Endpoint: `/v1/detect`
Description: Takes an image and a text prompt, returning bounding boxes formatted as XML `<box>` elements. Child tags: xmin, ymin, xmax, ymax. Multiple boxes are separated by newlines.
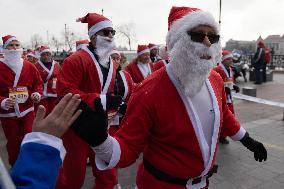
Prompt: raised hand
<box><xmin>71</xmin><ymin>98</ymin><xmax>108</xmax><ymax>146</ymax></box>
<box><xmin>33</xmin><ymin>93</ymin><xmax>82</xmax><ymax>138</ymax></box>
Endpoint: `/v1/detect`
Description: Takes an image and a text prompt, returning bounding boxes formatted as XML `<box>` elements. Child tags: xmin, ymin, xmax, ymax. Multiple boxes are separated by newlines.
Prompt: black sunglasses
<box><xmin>8</xmin><ymin>43</ymin><xmax>20</xmax><ymax>47</ymax></box>
<box><xmin>187</xmin><ymin>31</ymin><xmax>220</xmax><ymax>44</ymax></box>
<box><xmin>101</xmin><ymin>29</ymin><xmax>116</xmax><ymax>36</ymax></box>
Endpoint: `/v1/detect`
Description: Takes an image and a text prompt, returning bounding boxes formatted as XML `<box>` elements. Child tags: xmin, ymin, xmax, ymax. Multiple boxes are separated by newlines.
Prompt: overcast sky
<box><xmin>1</xmin><ymin>0</ymin><xmax>284</xmax><ymax>49</ymax></box>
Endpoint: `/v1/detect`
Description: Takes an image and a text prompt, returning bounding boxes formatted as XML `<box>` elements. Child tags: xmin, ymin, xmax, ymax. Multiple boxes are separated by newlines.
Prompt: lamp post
<box><xmin>219</xmin><ymin>0</ymin><xmax>222</xmax><ymax>25</ymax></box>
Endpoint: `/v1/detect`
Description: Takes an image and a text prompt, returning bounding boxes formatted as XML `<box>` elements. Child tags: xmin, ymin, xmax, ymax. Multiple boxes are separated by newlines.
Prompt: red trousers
<box><xmin>56</xmin><ymin>130</ymin><xmax>118</xmax><ymax>189</ymax></box>
<box><xmin>0</xmin><ymin>111</ymin><xmax>34</xmax><ymax>166</ymax></box>
<box><xmin>220</xmin><ymin>103</ymin><xmax>235</xmax><ymax>139</ymax></box>
<box><xmin>38</xmin><ymin>97</ymin><xmax>58</xmax><ymax>116</ymax></box>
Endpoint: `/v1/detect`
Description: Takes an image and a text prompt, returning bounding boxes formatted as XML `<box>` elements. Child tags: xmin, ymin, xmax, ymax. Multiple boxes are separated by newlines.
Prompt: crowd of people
<box><xmin>0</xmin><ymin>5</ymin><xmax>268</xmax><ymax>189</ymax></box>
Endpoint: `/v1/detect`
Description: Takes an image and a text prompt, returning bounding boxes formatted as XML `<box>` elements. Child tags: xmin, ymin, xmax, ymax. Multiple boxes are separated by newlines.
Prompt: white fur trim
<box><xmin>88</xmin><ymin>20</ymin><xmax>113</xmax><ymax>37</ymax></box>
<box><xmin>230</xmin><ymin>126</ymin><xmax>246</xmax><ymax>141</ymax></box>
<box><xmin>149</xmin><ymin>45</ymin><xmax>158</xmax><ymax>50</ymax></box>
<box><xmin>40</xmin><ymin>49</ymin><xmax>51</xmax><ymax>55</ymax></box>
<box><xmin>27</xmin><ymin>53</ymin><xmax>37</xmax><ymax>58</ymax></box>
<box><xmin>3</xmin><ymin>37</ymin><xmax>17</xmax><ymax>49</ymax></box>
<box><xmin>222</xmin><ymin>54</ymin><xmax>233</xmax><ymax>61</ymax></box>
<box><xmin>166</xmin><ymin>10</ymin><xmax>219</xmax><ymax>50</ymax></box>
<box><xmin>119</xmin><ymin>71</ymin><xmax>129</xmax><ymax>100</ymax></box>
<box><xmin>94</xmin><ymin>135</ymin><xmax>121</xmax><ymax>170</ymax></box>
<box><xmin>76</xmin><ymin>44</ymin><xmax>87</xmax><ymax>51</ymax></box>
<box><xmin>137</xmin><ymin>49</ymin><xmax>150</xmax><ymax>56</ymax></box>
<box><xmin>22</xmin><ymin>132</ymin><xmax>66</xmax><ymax>162</ymax></box>
<box><xmin>100</xmin><ymin>94</ymin><xmax>107</xmax><ymax>111</ymax></box>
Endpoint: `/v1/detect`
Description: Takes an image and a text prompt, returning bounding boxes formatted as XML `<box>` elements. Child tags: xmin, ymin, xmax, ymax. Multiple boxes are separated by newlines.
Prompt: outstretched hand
<box><xmin>71</xmin><ymin>98</ymin><xmax>108</xmax><ymax>147</ymax></box>
<box><xmin>33</xmin><ymin>93</ymin><xmax>82</xmax><ymax>138</ymax></box>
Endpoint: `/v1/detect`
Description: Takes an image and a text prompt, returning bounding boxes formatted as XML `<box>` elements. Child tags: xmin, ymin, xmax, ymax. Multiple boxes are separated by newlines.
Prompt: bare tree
<box><xmin>61</xmin><ymin>25</ymin><xmax>79</xmax><ymax>52</ymax></box>
<box><xmin>30</xmin><ymin>34</ymin><xmax>43</xmax><ymax>49</ymax></box>
<box><xmin>116</xmin><ymin>23</ymin><xmax>136</xmax><ymax>50</ymax></box>
<box><xmin>51</xmin><ymin>36</ymin><xmax>64</xmax><ymax>53</ymax></box>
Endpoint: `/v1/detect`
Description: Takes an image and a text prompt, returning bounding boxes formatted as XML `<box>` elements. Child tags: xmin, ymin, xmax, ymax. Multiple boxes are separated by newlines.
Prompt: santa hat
<box><xmin>222</xmin><ymin>50</ymin><xmax>233</xmax><ymax>62</ymax></box>
<box><xmin>39</xmin><ymin>46</ymin><xmax>51</xmax><ymax>55</ymax></box>
<box><xmin>76</xmin><ymin>13</ymin><xmax>113</xmax><ymax>38</ymax></box>
<box><xmin>258</xmin><ymin>41</ymin><xmax>265</xmax><ymax>48</ymax></box>
<box><xmin>27</xmin><ymin>50</ymin><xmax>37</xmax><ymax>59</ymax></box>
<box><xmin>148</xmin><ymin>43</ymin><xmax>158</xmax><ymax>51</ymax></box>
<box><xmin>111</xmin><ymin>49</ymin><xmax>121</xmax><ymax>57</ymax></box>
<box><xmin>2</xmin><ymin>35</ymin><xmax>18</xmax><ymax>49</ymax></box>
<box><xmin>76</xmin><ymin>39</ymin><xmax>89</xmax><ymax>50</ymax></box>
<box><xmin>137</xmin><ymin>45</ymin><xmax>150</xmax><ymax>56</ymax></box>
<box><xmin>166</xmin><ymin>6</ymin><xmax>219</xmax><ymax>50</ymax></box>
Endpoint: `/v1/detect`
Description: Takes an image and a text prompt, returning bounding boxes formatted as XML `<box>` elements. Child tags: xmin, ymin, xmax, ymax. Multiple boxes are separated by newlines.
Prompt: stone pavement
<box><xmin>0</xmin><ymin>73</ymin><xmax>284</xmax><ymax>189</ymax></box>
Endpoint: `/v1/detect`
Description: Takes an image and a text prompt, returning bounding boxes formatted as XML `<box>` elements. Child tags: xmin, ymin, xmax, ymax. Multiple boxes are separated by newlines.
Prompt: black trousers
<box><xmin>262</xmin><ymin>63</ymin><xmax>267</xmax><ymax>82</ymax></box>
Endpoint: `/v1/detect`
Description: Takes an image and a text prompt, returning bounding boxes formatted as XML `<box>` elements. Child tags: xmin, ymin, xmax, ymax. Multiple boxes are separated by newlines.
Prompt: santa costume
<box><xmin>56</xmin><ymin>13</ymin><xmax>121</xmax><ymax>189</ymax></box>
<box><xmin>214</xmin><ymin>50</ymin><xmax>235</xmax><ymax>114</ymax></box>
<box><xmin>35</xmin><ymin>46</ymin><xmax>60</xmax><ymax>115</ymax></box>
<box><xmin>91</xmin><ymin>6</ymin><xmax>256</xmax><ymax>189</ymax></box>
<box><xmin>0</xmin><ymin>35</ymin><xmax>43</xmax><ymax>166</ymax></box>
<box><xmin>76</xmin><ymin>39</ymin><xmax>89</xmax><ymax>51</ymax></box>
<box><xmin>125</xmin><ymin>45</ymin><xmax>155</xmax><ymax>83</ymax></box>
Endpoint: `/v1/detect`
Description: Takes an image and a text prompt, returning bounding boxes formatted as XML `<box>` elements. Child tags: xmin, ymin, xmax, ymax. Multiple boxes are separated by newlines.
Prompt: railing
<box><xmin>242</xmin><ymin>55</ymin><xmax>284</xmax><ymax>69</ymax></box>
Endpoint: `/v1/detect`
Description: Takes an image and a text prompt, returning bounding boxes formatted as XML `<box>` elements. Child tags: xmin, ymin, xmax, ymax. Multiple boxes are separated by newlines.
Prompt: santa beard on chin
<box><xmin>95</xmin><ymin>35</ymin><xmax>116</xmax><ymax>68</ymax></box>
<box><xmin>169</xmin><ymin>35</ymin><xmax>221</xmax><ymax>97</ymax></box>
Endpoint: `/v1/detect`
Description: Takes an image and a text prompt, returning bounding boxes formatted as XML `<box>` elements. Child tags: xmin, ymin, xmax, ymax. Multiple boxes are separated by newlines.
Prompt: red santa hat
<box><xmin>27</xmin><ymin>50</ymin><xmax>37</xmax><ymax>59</ymax></box>
<box><xmin>2</xmin><ymin>35</ymin><xmax>18</xmax><ymax>49</ymax></box>
<box><xmin>258</xmin><ymin>41</ymin><xmax>265</xmax><ymax>48</ymax></box>
<box><xmin>76</xmin><ymin>13</ymin><xmax>113</xmax><ymax>38</ymax></box>
<box><xmin>148</xmin><ymin>43</ymin><xmax>158</xmax><ymax>51</ymax></box>
<box><xmin>137</xmin><ymin>45</ymin><xmax>150</xmax><ymax>56</ymax></box>
<box><xmin>39</xmin><ymin>46</ymin><xmax>51</xmax><ymax>55</ymax></box>
<box><xmin>76</xmin><ymin>39</ymin><xmax>89</xmax><ymax>50</ymax></box>
<box><xmin>166</xmin><ymin>6</ymin><xmax>219</xmax><ymax>50</ymax></box>
<box><xmin>222</xmin><ymin>50</ymin><xmax>233</xmax><ymax>62</ymax></box>
<box><xmin>111</xmin><ymin>49</ymin><xmax>121</xmax><ymax>57</ymax></box>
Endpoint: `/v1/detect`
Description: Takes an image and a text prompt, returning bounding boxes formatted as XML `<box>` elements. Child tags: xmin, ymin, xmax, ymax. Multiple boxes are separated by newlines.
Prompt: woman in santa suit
<box><xmin>0</xmin><ymin>35</ymin><xmax>43</xmax><ymax>166</ymax></box>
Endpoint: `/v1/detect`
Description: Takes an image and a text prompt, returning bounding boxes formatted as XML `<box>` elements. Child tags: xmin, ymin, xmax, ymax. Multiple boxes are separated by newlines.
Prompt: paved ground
<box><xmin>1</xmin><ymin>73</ymin><xmax>284</xmax><ymax>189</ymax></box>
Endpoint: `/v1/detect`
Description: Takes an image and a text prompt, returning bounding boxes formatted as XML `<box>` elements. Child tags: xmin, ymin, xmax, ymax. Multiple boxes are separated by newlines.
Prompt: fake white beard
<box><xmin>169</xmin><ymin>35</ymin><xmax>221</xmax><ymax>97</ymax></box>
<box><xmin>3</xmin><ymin>48</ymin><xmax>24</xmax><ymax>74</ymax></box>
<box><xmin>95</xmin><ymin>35</ymin><xmax>116</xmax><ymax>68</ymax></box>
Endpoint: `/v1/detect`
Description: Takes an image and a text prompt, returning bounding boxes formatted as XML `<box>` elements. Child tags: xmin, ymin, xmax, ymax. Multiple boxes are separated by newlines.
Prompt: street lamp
<box><xmin>219</xmin><ymin>0</ymin><xmax>222</xmax><ymax>25</ymax></box>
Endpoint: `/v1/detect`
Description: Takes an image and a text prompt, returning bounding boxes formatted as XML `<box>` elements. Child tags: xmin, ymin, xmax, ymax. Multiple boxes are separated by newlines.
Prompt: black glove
<box><xmin>240</xmin><ymin>132</ymin><xmax>267</xmax><ymax>162</ymax></box>
<box><xmin>106</xmin><ymin>93</ymin><xmax>122</xmax><ymax>110</ymax></box>
<box><xmin>224</xmin><ymin>87</ymin><xmax>231</xmax><ymax>96</ymax></box>
<box><xmin>71</xmin><ymin>98</ymin><xmax>108</xmax><ymax>147</ymax></box>
<box><xmin>118</xmin><ymin>102</ymin><xmax>127</xmax><ymax>116</ymax></box>
<box><xmin>233</xmin><ymin>85</ymin><xmax>240</xmax><ymax>93</ymax></box>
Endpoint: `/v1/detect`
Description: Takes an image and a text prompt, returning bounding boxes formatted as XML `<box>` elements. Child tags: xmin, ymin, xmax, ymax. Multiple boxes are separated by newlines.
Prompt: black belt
<box><xmin>143</xmin><ymin>158</ymin><xmax>218</xmax><ymax>185</ymax></box>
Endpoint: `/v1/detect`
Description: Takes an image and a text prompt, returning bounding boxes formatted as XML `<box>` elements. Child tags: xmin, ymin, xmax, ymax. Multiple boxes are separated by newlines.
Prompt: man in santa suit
<box><xmin>214</xmin><ymin>50</ymin><xmax>240</xmax><ymax>144</ymax></box>
<box><xmin>75</xmin><ymin>39</ymin><xmax>89</xmax><ymax>51</ymax></box>
<box><xmin>125</xmin><ymin>45</ymin><xmax>155</xmax><ymax>83</ymax></box>
<box><xmin>71</xmin><ymin>6</ymin><xmax>268</xmax><ymax>189</ymax></box>
<box><xmin>148</xmin><ymin>43</ymin><xmax>161</xmax><ymax>62</ymax></box>
<box><xmin>0</xmin><ymin>35</ymin><xmax>43</xmax><ymax>166</ymax></box>
<box><xmin>35</xmin><ymin>46</ymin><xmax>60</xmax><ymax>115</ymax></box>
<box><xmin>56</xmin><ymin>13</ymin><xmax>124</xmax><ymax>189</ymax></box>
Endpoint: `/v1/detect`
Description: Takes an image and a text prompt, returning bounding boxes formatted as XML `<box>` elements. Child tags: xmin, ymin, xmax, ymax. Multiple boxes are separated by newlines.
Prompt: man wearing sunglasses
<box><xmin>0</xmin><ymin>35</ymin><xmax>43</xmax><ymax>166</ymax></box>
<box><xmin>56</xmin><ymin>13</ymin><xmax>122</xmax><ymax>189</ymax></box>
<box><xmin>71</xmin><ymin>6</ymin><xmax>267</xmax><ymax>189</ymax></box>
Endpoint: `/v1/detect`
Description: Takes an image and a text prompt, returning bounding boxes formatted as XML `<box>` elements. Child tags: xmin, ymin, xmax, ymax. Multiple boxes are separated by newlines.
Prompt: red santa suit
<box><xmin>153</xmin><ymin>59</ymin><xmax>167</xmax><ymax>71</ymax></box>
<box><xmin>108</xmin><ymin>70</ymin><xmax>134</xmax><ymax>136</ymax></box>
<box><xmin>56</xmin><ymin>45</ymin><xmax>118</xmax><ymax>189</ymax></box>
<box><xmin>0</xmin><ymin>60</ymin><xmax>43</xmax><ymax>165</ymax></box>
<box><xmin>35</xmin><ymin>60</ymin><xmax>60</xmax><ymax>115</ymax></box>
<box><xmin>125</xmin><ymin>59</ymin><xmax>155</xmax><ymax>84</ymax></box>
<box><xmin>95</xmin><ymin>65</ymin><xmax>246</xmax><ymax>189</ymax></box>
<box><xmin>214</xmin><ymin>63</ymin><xmax>235</xmax><ymax>114</ymax></box>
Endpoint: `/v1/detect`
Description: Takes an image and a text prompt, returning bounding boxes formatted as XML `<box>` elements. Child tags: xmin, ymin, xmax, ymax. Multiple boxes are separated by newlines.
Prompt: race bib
<box><xmin>9</xmin><ymin>86</ymin><xmax>29</xmax><ymax>103</ymax></box>
<box><xmin>52</xmin><ymin>78</ymin><xmax>57</xmax><ymax>89</ymax></box>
